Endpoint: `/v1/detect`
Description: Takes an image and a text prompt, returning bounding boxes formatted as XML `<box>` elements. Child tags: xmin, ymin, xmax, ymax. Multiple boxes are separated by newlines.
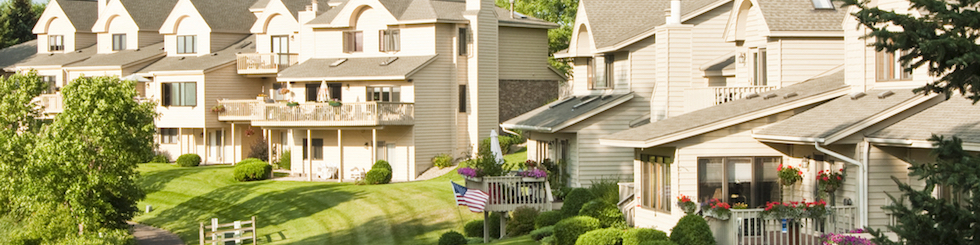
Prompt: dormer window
<box><xmin>176</xmin><ymin>35</ymin><xmax>197</xmax><ymax>54</ymax></box>
<box><xmin>589</xmin><ymin>54</ymin><xmax>614</xmax><ymax>89</ymax></box>
<box><xmin>343</xmin><ymin>31</ymin><xmax>363</xmax><ymax>53</ymax></box>
<box><xmin>877</xmin><ymin>50</ymin><xmax>912</xmax><ymax>81</ymax></box>
<box><xmin>380</xmin><ymin>29</ymin><xmax>400</xmax><ymax>52</ymax></box>
<box><xmin>48</xmin><ymin>35</ymin><xmax>64</xmax><ymax>52</ymax></box>
<box><xmin>112</xmin><ymin>34</ymin><xmax>127</xmax><ymax>51</ymax></box>
<box><xmin>753</xmin><ymin>48</ymin><xmax>768</xmax><ymax>86</ymax></box>
<box><xmin>811</xmin><ymin>0</ymin><xmax>834</xmax><ymax>9</ymax></box>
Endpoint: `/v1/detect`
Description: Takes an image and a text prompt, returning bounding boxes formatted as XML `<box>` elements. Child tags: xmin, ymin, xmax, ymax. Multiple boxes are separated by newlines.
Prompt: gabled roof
<box><xmin>0</xmin><ymin>40</ymin><xmax>38</xmax><ymax>70</ymax></box>
<box><xmin>753</xmin><ymin>89</ymin><xmax>937</xmax><ymax>144</ymax></box>
<box><xmin>501</xmin><ymin>93</ymin><xmax>635</xmax><ymax>133</ymax></box>
<box><xmin>600</xmin><ymin>70</ymin><xmax>850</xmax><ymax>148</ymax></box>
<box><xmin>276</xmin><ymin>55</ymin><xmax>438</xmax><ymax>81</ymax></box>
<box><xmin>306</xmin><ymin>0</ymin><xmax>555</xmax><ymax>28</ymax></box>
<box><xmin>582</xmin><ymin>0</ymin><xmax>724</xmax><ymax>49</ymax></box>
<box><xmin>188</xmin><ymin>0</ymin><xmax>259</xmax><ymax>33</ymax></box>
<box><xmin>281</xmin><ymin>0</ymin><xmax>334</xmax><ymax>18</ymax></box>
<box><xmin>15</xmin><ymin>45</ymin><xmax>97</xmax><ymax>67</ymax></box>
<box><xmin>756</xmin><ymin>0</ymin><xmax>846</xmax><ymax>32</ymax></box>
<box><xmin>869</xmin><ymin>96</ymin><xmax>980</xmax><ymax>144</ymax></box>
<box><xmin>139</xmin><ymin>36</ymin><xmax>255</xmax><ymax>72</ymax></box>
<box><xmin>56</xmin><ymin>0</ymin><xmax>100</xmax><ymax>31</ymax></box>
<box><xmin>66</xmin><ymin>42</ymin><xmax>166</xmax><ymax>68</ymax></box>
<box><xmin>118</xmin><ymin>0</ymin><xmax>180</xmax><ymax>31</ymax></box>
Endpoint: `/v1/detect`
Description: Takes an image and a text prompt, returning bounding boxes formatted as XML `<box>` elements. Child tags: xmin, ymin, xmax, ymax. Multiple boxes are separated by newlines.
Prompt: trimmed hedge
<box><xmin>540</xmin><ymin>235</ymin><xmax>555</xmax><ymax>245</ymax></box>
<box><xmin>175</xmin><ymin>154</ymin><xmax>201</xmax><ymax>167</ymax></box>
<box><xmin>150</xmin><ymin>154</ymin><xmax>168</xmax><ymax>163</ymax></box>
<box><xmin>373</xmin><ymin>160</ymin><xmax>392</xmax><ymax>171</ymax></box>
<box><xmin>529</xmin><ymin>226</ymin><xmax>554</xmax><ymax>241</ymax></box>
<box><xmin>670</xmin><ymin>214</ymin><xmax>716</xmax><ymax>245</ymax></box>
<box><xmin>561</xmin><ymin>188</ymin><xmax>596</xmax><ymax>217</ymax></box>
<box><xmin>536</xmin><ymin>210</ymin><xmax>563</xmax><ymax>229</ymax></box>
<box><xmin>462</xmin><ymin>213</ymin><xmax>502</xmax><ymax>238</ymax></box>
<box><xmin>575</xmin><ymin>228</ymin><xmax>624</xmax><ymax>245</ymax></box>
<box><xmin>622</xmin><ymin>228</ymin><xmax>669</xmax><ymax>245</ymax></box>
<box><xmin>506</xmin><ymin>206</ymin><xmax>539</xmax><ymax>236</ymax></box>
<box><xmin>364</xmin><ymin>168</ymin><xmax>392</xmax><ymax>185</ymax></box>
<box><xmin>639</xmin><ymin>241</ymin><xmax>678</xmax><ymax>245</ymax></box>
<box><xmin>433</xmin><ymin>153</ymin><xmax>453</xmax><ymax>168</ymax></box>
<box><xmin>438</xmin><ymin>231</ymin><xmax>467</xmax><ymax>245</ymax></box>
<box><xmin>553</xmin><ymin>216</ymin><xmax>601</xmax><ymax>245</ymax></box>
<box><xmin>465</xmin><ymin>237</ymin><xmax>483</xmax><ymax>244</ymax></box>
<box><xmin>234</xmin><ymin>159</ymin><xmax>272</xmax><ymax>182</ymax></box>
<box><xmin>579</xmin><ymin>200</ymin><xmax>626</xmax><ymax>228</ymax></box>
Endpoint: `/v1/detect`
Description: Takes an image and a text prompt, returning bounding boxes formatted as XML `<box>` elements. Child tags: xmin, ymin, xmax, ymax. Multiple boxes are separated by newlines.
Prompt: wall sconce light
<box><xmin>346</xmin><ymin>83</ymin><xmax>350</xmax><ymax>89</ymax></box>
<box><xmin>364</xmin><ymin>142</ymin><xmax>369</xmax><ymax>146</ymax></box>
<box><xmin>737</xmin><ymin>53</ymin><xmax>746</xmax><ymax>64</ymax></box>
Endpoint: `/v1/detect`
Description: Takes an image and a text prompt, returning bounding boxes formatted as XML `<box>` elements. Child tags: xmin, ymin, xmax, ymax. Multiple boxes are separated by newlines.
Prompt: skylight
<box><xmin>812</xmin><ymin>0</ymin><xmax>834</xmax><ymax>9</ymax></box>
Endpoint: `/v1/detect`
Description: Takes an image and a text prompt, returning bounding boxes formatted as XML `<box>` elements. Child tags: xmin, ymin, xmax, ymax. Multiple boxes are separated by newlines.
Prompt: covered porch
<box><xmin>261</xmin><ymin>126</ymin><xmax>415</xmax><ymax>182</ymax></box>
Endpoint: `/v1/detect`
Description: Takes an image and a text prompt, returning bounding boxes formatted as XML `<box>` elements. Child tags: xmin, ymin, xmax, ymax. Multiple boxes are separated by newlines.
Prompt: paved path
<box><xmin>128</xmin><ymin>221</ymin><xmax>184</xmax><ymax>245</ymax></box>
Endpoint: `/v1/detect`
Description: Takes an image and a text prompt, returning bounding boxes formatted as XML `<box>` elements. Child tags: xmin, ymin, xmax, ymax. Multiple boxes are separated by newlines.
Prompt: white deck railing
<box><xmin>720</xmin><ymin>207</ymin><xmax>857</xmax><ymax>245</ymax></box>
<box><xmin>216</xmin><ymin>100</ymin><xmax>414</xmax><ymax>126</ymax></box>
<box><xmin>685</xmin><ymin>86</ymin><xmax>779</xmax><ymax>112</ymax></box>
<box><xmin>464</xmin><ymin>176</ymin><xmax>551</xmax><ymax>212</ymax></box>
<box><xmin>236</xmin><ymin>53</ymin><xmax>299</xmax><ymax>74</ymax></box>
<box><xmin>38</xmin><ymin>94</ymin><xmax>63</xmax><ymax>115</ymax></box>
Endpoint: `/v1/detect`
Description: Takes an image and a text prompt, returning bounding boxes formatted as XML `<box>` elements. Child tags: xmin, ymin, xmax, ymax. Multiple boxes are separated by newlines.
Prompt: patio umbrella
<box><xmin>120</xmin><ymin>74</ymin><xmax>150</xmax><ymax>82</ymax></box>
<box><xmin>490</xmin><ymin>130</ymin><xmax>505</xmax><ymax>165</ymax></box>
<box><xmin>316</xmin><ymin>80</ymin><xmax>330</xmax><ymax>102</ymax></box>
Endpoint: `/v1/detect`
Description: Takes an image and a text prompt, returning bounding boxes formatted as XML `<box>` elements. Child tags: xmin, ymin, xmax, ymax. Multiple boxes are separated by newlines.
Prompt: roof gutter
<box><xmin>813</xmin><ymin>140</ymin><xmax>867</xmax><ymax>227</ymax></box>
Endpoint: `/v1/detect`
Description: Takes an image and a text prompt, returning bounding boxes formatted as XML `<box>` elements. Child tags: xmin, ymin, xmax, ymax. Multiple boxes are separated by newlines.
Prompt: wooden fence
<box><xmin>200</xmin><ymin>216</ymin><xmax>257</xmax><ymax>245</ymax></box>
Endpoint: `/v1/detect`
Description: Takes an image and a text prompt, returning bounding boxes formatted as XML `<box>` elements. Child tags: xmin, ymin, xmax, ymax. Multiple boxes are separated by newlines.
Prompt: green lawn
<box><xmin>135</xmin><ymin>164</ymin><xmax>484</xmax><ymax>244</ymax></box>
<box><xmin>503</xmin><ymin>147</ymin><xmax>527</xmax><ymax>166</ymax></box>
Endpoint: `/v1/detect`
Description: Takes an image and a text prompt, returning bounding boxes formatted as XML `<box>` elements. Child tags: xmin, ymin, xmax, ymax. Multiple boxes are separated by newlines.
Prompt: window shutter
<box><xmin>379</xmin><ymin>30</ymin><xmax>386</xmax><ymax>52</ymax></box>
<box><xmin>459</xmin><ymin>85</ymin><xmax>467</xmax><ymax>112</ymax></box>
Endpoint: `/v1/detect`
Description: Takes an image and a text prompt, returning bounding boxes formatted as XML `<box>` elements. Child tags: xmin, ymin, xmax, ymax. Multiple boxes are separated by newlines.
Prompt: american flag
<box><xmin>452</xmin><ymin>181</ymin><xmax>489</xmax><ymax>213</ymax></box>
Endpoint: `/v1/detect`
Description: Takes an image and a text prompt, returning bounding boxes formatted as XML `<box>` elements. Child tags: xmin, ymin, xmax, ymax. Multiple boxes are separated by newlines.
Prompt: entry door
<box><xmin>209</xmin><ymin>130</ymin><xmax>222</xmax><ymax>162</ymax></box>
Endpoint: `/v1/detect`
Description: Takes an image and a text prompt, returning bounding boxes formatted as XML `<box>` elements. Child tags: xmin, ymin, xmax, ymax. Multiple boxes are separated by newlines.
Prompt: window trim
<box><xmin>876</xmin><ymin>50</ymin><xmax>912</xmax><ymax>81</ymax></box>
<box><xmin>343</xmin><ymin>31</ymin><xmax>364</xmax><ymax>53</ymax></box>
<box><xmin>302</xmin><ymin>138</ymin><xmax>324</xmax><ymax>160</ymax></box>
<box><xmin>112</xmin><ymin>34</ymin><xmax>127</xmax><ymax>51</ymax></box>
<box><xmin>176</xmin><ymin>35</ymin><xmax>197</xmax><ymax>54</ymax></box>
<box><xmin>589</xmin><ymin>54</ymin><xmax>614</xmax><ymax>89</ymax></box>
<box><xmin>160</xmin><ymin>128</ymin><xmax>179</xmax><ymax>144</ymax></box>
<box><xmin>458</xmin><ymin>27</ymin><xmax>469</xmax><ymax>56</ymax></box>
<box><xmin>641</xmin><ymin>154</ymin><xmax>672</xmax><ymax>213</ymax></box>
<box><xmin>379</xmin><ymin>29</ymin><xmax>400</xmax><ymax>52</ymax></box>
<box><xmin>48</xmin><ymin>35</ymin><xmax>64</xmax><ymax>52</ymax></box>
<box><xmin>161</xmin><ymin>82</ymin><xmax>197</xmax><ymax>107</ymax></box>
<box><xmin>697</xmin><ymin>156</ymin><xmax>782</xmax><ymax>208</ymax></box>
<box><xmin>366</xmin><ymin>86</ymin><xmax>401</xmax><ymax>102</ymax></box>
<box><xmin>753</xmin><ymin>48</ymin><xmax>768</xmax><ymax>86</ymax></box>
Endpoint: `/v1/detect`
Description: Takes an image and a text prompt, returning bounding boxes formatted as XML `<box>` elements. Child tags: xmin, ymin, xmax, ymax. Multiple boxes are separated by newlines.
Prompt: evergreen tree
<box><xmin>842</xmin><ymin>0</ymin><xmax>980</xmax><ymax>102</ymax></box>
<box><xmin>0</xmin><ymin>0</ymin><xmax>41</xmax><ymax>48</ymax></box>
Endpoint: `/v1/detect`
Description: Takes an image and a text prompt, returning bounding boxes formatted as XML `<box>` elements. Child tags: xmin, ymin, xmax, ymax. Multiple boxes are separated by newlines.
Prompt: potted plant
<box><xmin>210</xmin><ymin>104</ymin><xmax>225</xmax><ymax>113</ymax></box>
<box><xmin>778</xmin><ymin>164</ymin><xmax>803</xmax><ymax>186</ymax></box>
<box><xmin>677</xmin><ymin>195</ymin><xmax>697</xmax><ymax>214</ymax></box>
<box><xmin>817</xmin><ymin>168</ymin><xmax>845</xmax><ymax>193</ymax></box>
<box><xmin>703</xmin><ymin>198</ymin><xmax>731</xmax><ymax>220</ymax></box>
<box><xmin>328</xmin><ymin>98</ymin><xmax>342</xmax><ymax>107</ymax></box>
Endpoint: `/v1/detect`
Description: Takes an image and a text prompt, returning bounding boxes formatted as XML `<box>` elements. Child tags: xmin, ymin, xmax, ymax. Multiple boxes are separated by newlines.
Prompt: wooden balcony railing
<box><xmin>236</xmin><ymin>53</ymin><xmax>299</xmax><ymax>75</ymax></box>
<box><xmin>216</xmin><ymin>100</ymin><xmax>414</xmax><ymax>127</ymax></box>
<box><xmin>718</xmin><ymin>207</ymin><xmax>857</xmax><ymax>245</ymax></box>
<box><xmin>464</xmin><ymin>176</ymin><xmax>552</xmax><ymax>212</ymax></box>
<box><xmin>685</xmin><ymin>86</ymin><xmax>779</xmax><ymax>113</ymax></box>
<box><xmin>37</xmin><ymin>94</ymin><xmax>63</xmax><ymax>115</ymax></box>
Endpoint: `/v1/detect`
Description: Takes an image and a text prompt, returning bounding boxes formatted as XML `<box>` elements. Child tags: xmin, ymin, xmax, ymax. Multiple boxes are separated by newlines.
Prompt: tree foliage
<box><xmin>496</xmin><ymin>0</ymin><xmax>577</xmax><ymax>76</ymax></box>
<box><xmin>842</xmin><ymin>0</ymin><xmax>980</xmax><ymax>102</ymax></box>
<box><xmin>0</xmin><ymin>0</ymin><xmax>43</xmax><ymax>48</ymax></box>
<box><xmin>867</xmin><ymin>135</ymin><xmax>980</xmax><ymax>245</ymax></box>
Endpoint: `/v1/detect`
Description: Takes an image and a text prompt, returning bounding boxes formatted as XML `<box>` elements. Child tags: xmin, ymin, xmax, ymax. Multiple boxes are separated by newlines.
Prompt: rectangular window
<box><xmin>328</xmin><ymin>83</ymin><xmax>343</xmax><ymax>101</ymax></box>
<box><xmin>876</xmin><ymin>50</ymin><xmax>912</xmax><ymax>81</ymax></box>
<box><xmin>160</xmin><ymin>128</ymin><xmax>179</xmax><ymax>144</ymax></box>
<box><xmin>380</xmin><ymin>29</ymin><xmax>400</xmax><ymax>52</ymax></box>
<box><xmin>271</xmin><ymin>35</ymin><xmax>291</xmax><ymax>65</ymax></box>
<box><xmin>458</xmin><ymin>28</ymin><xmax>469</xmax><ymax>56</ymax></box>
<box><xmin>753</xmin><ymin>49</ymin><xmax>768</xmax><ymax>86</ymax></box>
<box><xmin>176</xmin><ymin>35</ymin><xmax>197</xmax><ymax>54</ymax></box>
<box><xmin>698</xmin><ymin>156</ymin><xmax>781</xmax><ymax>208</ymax></box>
<box><xmin>48</xmin><ymin>35</ymin><xmax>64</xmax><ymax>51</ymax></box>
<box><xmin>42</xmin><ymin>76</ymin><xmax>56</xmax><ymax>94</ymax></box>
<box><xmin>366</xmin><ymin>86</ymin><xmax>401</xmax><ymax>102</ymax></box>
<box><xmin>161</xmin><ymin>82</ymin><xmax>197</xmax><ymax>106</ymax></box>
<box><xmin>305</xmin><ymin>83</ymin><xmax>320</xmax><ymax>102</ymax></box>
<box><xmin>302</xmin><ymin>138</ymin><xmax>323</xmax><ymax>160</ymax></box>
<box><xmin>112</xmin><ymin>34</ymin><xmax>126</xmax><ymax>51</ymax></box>
<box><xmin>459</xmin><ymin>84</ymin><xmax>467</xmax><ymax>113</ymax></box>
<box><xmin>590</xmin><ymin>54</ymin><xmax>613</xmax><ymax>89</ymax></box>
<box><xmin>343</xmin><ymin>31</ymin><xmax>363</xmax><ymax>53</ymax></box>
<box><xmin>641</xmin><ymin>155</ymin><xmax>672</xmax><ymax>212</ymax></box>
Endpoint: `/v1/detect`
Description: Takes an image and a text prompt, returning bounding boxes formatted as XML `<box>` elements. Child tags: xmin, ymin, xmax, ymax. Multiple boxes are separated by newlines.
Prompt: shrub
<box><xmin>535</xmin><ymin>210</ymin><xmax>563</xmax><ymax>229</ymax></box>
<box><xmin>438</xmin><ymin>231</ymin><xmax>467</xmax><ymax>245</ymax></box>
<box><xmin>276</xmin><ymin>150</ymin><xmax>291</xmax><ymax>170</ymax></box>
<box><xmin>247</xmin><ymin>139</ymin><xmax>268</xmax><ymax>161</ymax></box>
<box><xmin>373</xmin><ymin>160</ymin><xmax>392</xmax><ymax>172</ymax></box>
<box><xmin>670</xmin><ymin>214</ymin><xmax>715</xmax><ymax>245</ymax></box>
<box><xmin>175</xmin><ymin>154</ymin><xmax>201</xmax><ymax>167</ymax></box>
<box><xmin>465</xmin><ymin>237</ymin><xmax>484</xmax><ymax>244</ymax></box>
<box><xmin>234</xmin><ymin>159</ymin><xmax>272</xmax><ymax>182</ymax></box>
<box><xmin>540</xmin><ymin>235</ymin><xmax>555</xmax><ymax>245</ymax></box>
<box><xmin>576</xmin><ymin>227</ymin><xmax>624</xmax><ymax>245</ymax></box>
<box><xmin>553</xmin><ymin>216</ymin><xmax>601</xmax><ymax>245</ymax></box>
<box><xmin>579</xmin><ymin>200</ymin><xmax>626</xmax><ymax>228</ymax></box>
<box><xmin>364</xmin><ymin>168</ymin><xmax>392</xmax><ymax>185</ymax></box>
<box><xmin>561</xmin><ymin>188</ymin><xmax>596</xmax><ymax>217</ymax></box>
<box><xmin>530</xmin><ymin>226</ymin><xmax>554</xmax><ymax>241</ymax></box>
<box><xmin>639</xmin><ymin>241</ymin><xmax>678</xmax><ymax>245</ymax></box>
<box><xmin>149</xmin><ymin>154</ymin><xmax>168</xmax><ymax>163</ymax></box>
<box><xmin>462</xmin><ymin>213</ymin><xmax>503</xmax><ymax>238</ymax></box>
<box><xmin>588</xmin><ymin>178</ymin><xmax>622</xmax><ymax>205</ymax></box>
<box><xmin>506</xmin><ymin>206</ymin><xmax>539</xmax><ymax>236</ymax></box>
<box><xmin>622</xmin><ymin>228</ymin><xmax>669</xmax><ymax>245</ymax></box>
<box><xmin>433</xmin><ymin>153</ymin><xmax>454</xmax><ymax>168</ymax></box>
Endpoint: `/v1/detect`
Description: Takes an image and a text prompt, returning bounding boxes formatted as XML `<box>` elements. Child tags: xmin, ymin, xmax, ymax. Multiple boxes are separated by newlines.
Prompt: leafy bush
<box><xmin>233</xmin><ymin>159</ymin><xmax>272</xmax><ymax>182</ymax></box>
<box><xmin>175</xmin><ymin>154</ymin><xmax>201</xmax><ymax>167</ymax></box>
<box><xmin>536</xmin><ymin>210</ymin><xmax>563</xmax><ymax>228</ymax></box>
<box><xmin>465</xmin><ymin>237</ymin><xmax>484</xmax><ymax>244</ymax></box>
<box><xmin>149</xmin><ymin>154</ymin><xmax>168</xmax><ymax>163</ymax></box>
<box><xmin>433</xmin><ymin>153</ymin><xmax>454</xmax><ymax>168</ymax></box>
<box><xmin>579</xmin><ymin>200</ymin><xmax>626</xmax><ymax>228</ymax></box>
<box><xmin>438</xmin><ymin>231</ymin><xmax>467</xmax><ymax>245</ymax></box>
<box><xmin>576</xmin><ymin>227</ymin><xmax>624</xmax><ymax>245</ymax></box>
<box><xmin>530</xmin><ymin>226</ymin><xmax>554</xmax><ymax>241</ymax></box>
<box><xmin>276</xmin><ymin>150</ymin><xmax>291</xmax><ymax>170</ymax></box>
<box><xmin>462</xmin><ymin>213</ymin><xmax>502</xmax><ymax>238</ymax></box>
<box><xmin>622</xmin><ymin>228</ymin><xmax>669</xmax><ymax>245</ymax></box>
<box><xmin>639</xmin><ymin>241</ymin><xmax>678</xmax><ymax>245</ymax></box>
<box><xmin>670</xmin><ymin>214</ymin><xmax>716</xmax><ymax>245</ymax></box>
<box><xmin>588</xmin><ymin>178</ymin><xmax>622</xmax><ymax>205</ymax></box>
<box><xmin>247</xmin><ymin>139</ymin><xmax>268</xmax><ymax>161</ymax></box>
<box><xmin>364</xmin><ymin>168</ymin><xmax>392</xmax><ymax>185</ymax></box>
<box><xmin>540</xmin><ymin>235</ymin><xmax>555</xmax><ymax>245</ymax></box>
<box><xmin>553</xmin><ymin>216</ymin><xmax>601</xmax><ymax>245</ymax></box>
<box><xmin>506</xmin><ymin>206</ymin><xmax>539</xmax><ymax>236</ymax></box>
<box><xmin>373</xmin><ymin>160</ymin><xmax>392</xmax><ymax>171</ymax></box>
<box><xmin>561</xmin><ymin>188</ymin><xmax>596</xmax><ymax>217</ymax></box>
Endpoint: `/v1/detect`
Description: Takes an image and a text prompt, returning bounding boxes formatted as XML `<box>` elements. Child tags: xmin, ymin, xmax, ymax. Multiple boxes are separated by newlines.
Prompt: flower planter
<box><xmin>707</xmin><ymin>218</ymin><xmax>731</xmax><ymax>245</ymax></box>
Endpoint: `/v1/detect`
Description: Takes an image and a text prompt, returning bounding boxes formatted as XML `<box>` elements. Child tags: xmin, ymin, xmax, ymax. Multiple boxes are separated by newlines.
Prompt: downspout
<box><xmin>814</xmin><ymin>140</ymin><xmax>868</xmax><ymax>227</ymax></box>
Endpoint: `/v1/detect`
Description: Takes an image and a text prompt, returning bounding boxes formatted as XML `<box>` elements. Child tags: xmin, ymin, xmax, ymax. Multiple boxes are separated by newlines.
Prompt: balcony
<box><xmin>36</xmin><ymin>94</ymin><xmax>63</xmax><ymax>118</ymax></box>
<box><xmin>236</xmin><ymin>53</ymin><xmax>299</xmax><ymax>75</ymax></box>
<box><xmin>216</xmin><ymin>99</ymin><xmax>415</xmax><ymax>127</ymax></box>
<box><xmin>684</xmin><ymin>86</ymin><xmax>779</xmax><ymax>113</ymax></box>
<box><xmin>715</xmin><ymin>207</ymin><xmax>857</xmax><ymax>245</ymax></box>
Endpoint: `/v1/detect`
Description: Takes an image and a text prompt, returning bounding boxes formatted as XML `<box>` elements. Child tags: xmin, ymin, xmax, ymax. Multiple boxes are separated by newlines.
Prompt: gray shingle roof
<box><xmin>67</xmin><ymin>42</ymin><xmax>165</xmax><ymax>67</ymax></box>
<box><xmin>501</xmin><ymin>93</ymin><xmax>635</xmax><ymax>132</ymax></box>
<box><xmin>281</xmin><ymin>0</ymin><xmax>333</xmax><ymax>18</ymax></box>
<box><xmin>16</xmin><ymin>45</ymin><xmax>98</xmax><ymax>67</ymax></box>
<box><xmin>307</xmin><ymin>0</ymin><xmax>554</xmax><ymax>27</ymax></box>
<box><xmin>119</xmin><ymin>0</ymin><xmax>180</xmax><ymax>31</ymax></box>
<box><xmin>757</xmin><ymin>0</ymin><xmax>846</xmax><ymax>31</ymax></box>
<box><xmin>602</xmin><ymin>70</ymin><xmax>848</xmax><ymax>145</ymax></box>
<box><xmin>189</xmin><ymin>0</ymin><xmax>259</xmax><ymax>33</ymax></box>
<box><xmin>58</xmin><ymin>0</ymin><xmax>99</xmax><ymax>31</ymax></box>
<box><xmin>869</xmin><ymin>96</ymin><xmax>980</xmax><ymax>144</ymax></box>
<box><xmin>581</xmin><ymin>0</ymin><xmax>720</xmax><ymax>49</ymax></box>
<box><xmin>755</xmin><ymin>89</ymin><xmax>921</xmax><ymax>139</ymax></box>
<box><xmin>250</xmin><ymin>0</ymin><xmax>271</xmax><ymax>10</ymax></box>
<box><xmin>0</xmin><ymin>40</ymin><xmax>38</xmax><ymax>70</ymax></box>
<box><xmin>277</xmin><ymin>55</ymin><xmax>438</xmax><ymax>80</ymax></box>
<box><xmin>138</xmin><ymin>35</ymin><xmax>255</xmax><ymax>72</ymax></box>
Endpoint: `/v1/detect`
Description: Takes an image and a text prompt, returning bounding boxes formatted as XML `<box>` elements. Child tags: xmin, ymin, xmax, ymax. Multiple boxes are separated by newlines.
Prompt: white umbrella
<box><xmin>490</xmin><ymin>130</ymin><xmax>505</xmax><ymax>165</ymax></box>
<box><xmin>120</xmin><ymin>74</ymin><xmax>150</xmax><ymax>82</ymax></box>
<box><xmin>316</xmin><ymin>81</ymin><xmax>330</xmax><ymax>102</ymax></box>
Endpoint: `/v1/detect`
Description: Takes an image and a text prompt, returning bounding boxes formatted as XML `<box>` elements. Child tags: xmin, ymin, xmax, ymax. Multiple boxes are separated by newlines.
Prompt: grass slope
<box><xmin>135</xmin><ymin>164</ymin><xmax>482</xmax><ymax>244</ymax></box>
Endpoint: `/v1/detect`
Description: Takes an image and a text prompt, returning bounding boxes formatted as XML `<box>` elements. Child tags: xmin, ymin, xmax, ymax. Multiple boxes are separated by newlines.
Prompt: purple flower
<box><xmin>457</xmin><ymin>167</ymin><xmax>480</xmax><ymax>178</ymax></box>
<box><xmin>519</xmin><ymin>169</ymin><xmax>547</xmax><ymax>178</ymax></box>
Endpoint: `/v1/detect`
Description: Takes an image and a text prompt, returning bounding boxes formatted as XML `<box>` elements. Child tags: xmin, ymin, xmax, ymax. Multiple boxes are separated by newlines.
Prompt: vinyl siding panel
<box><xmin>773</xmin><ymin>38</ymin><xmax>844</xmax><ymax>86</ymax></box>
<box><xmin>688</xmin><ymin>3</ymin><xmax>736</xmax><ymax>88</ymax></box>
<box><xmin>733</xmin><ymin>5</ymin><xmax>769</xmax><ymax>86</ymax></box>
<box><xmin>138</xmin><ymin>31</ymin><xmax>164</xmax><ymax>47</ymax></box>
<box><xmin>411</xmin><ymin>23</ymin><xmax>456</xmax><ymax>176</ymax></box>
<box><xmin>203</xmin><ymin>64</ymin><xmax>264</xmax><ymax>128</ymax></box>
<box><xmin>866</xmin><ymin>146</ymin><xmax>912</xmax><ymax>229</ymax></box>
<box><xmin>210</xmin><ymin>33</ymin><xmax>249</xmax><ymax>53</ymax></box>
<box><xmin>498</xmin><ymin>27</ymin><xmax>560</xmax><ymax>81</ymax></box>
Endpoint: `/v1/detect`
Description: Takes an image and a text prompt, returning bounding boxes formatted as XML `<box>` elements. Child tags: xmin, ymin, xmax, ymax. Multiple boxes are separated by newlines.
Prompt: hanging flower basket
<box><xmin>778</xmin><ymin>164</ymin><xmax>803</xmax><ymax>186</ymax></box>
<box><xmin>702</xmin><ymin>198</ymin><xmax>732</xmax><ymax>220</ymax></box>
<box><xmin>210</xmin><ymin>104</ymin><xmax>225</xmax><ymax>113</ymax></box>
<box><xmin>817</xmin><ymin>167</ymin><xmax>845</xmax><ymax>193</ymax></box>
<box><xmin>677</xmin><ymin>195</ymin><xmax>697</xmax><ymax>214</ymax></box>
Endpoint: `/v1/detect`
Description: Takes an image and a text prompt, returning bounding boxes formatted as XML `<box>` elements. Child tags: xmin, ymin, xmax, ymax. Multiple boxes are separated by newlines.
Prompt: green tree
<box><xmin>0</xmin><ymin>71</ymin><xmax>47</xmax><ymax>213</ymax></box>
<box><xmin>0</xmin><ymin>0</ymin><xmax>42</xmax><ymax>48</ymax></box>
<box><xmin>496</xmin><ymin>0</ymin><xmax>577</xmax><ymax>76</ymax></box>
<box><xmin>866</xmin><ymin>136</ymin><xmax>980</xmax><ymax>245</ymax></box>
<box><xmin>842</xmin><ymin>0</ymin><xmax>980</xmax><ymax>102</ymax></box>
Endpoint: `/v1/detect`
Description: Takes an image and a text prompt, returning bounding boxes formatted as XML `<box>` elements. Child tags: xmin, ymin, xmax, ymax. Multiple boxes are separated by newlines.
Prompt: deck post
<box><xmin>307</xmin><ymin>129</ymin><xmax>312</xmax><ymax>181</ymax></box>
<box><xmin>371</xmin><ymin>128</ymin><xmax>377</xmax><ymax>164</ymax></box>
<box><xmin>252</xmin><ymin>216</ymin><xmax>258</xmax><ymax>244</ymax></box>
<box><xmin>231</xmin><ymin>123</ymin><xmax>236</xmax><ymax>164</ymax></box>
<box><xmin>199</xmin><ymin>222</ymin><xmax>204</xmax><ymax>245</ymax></box>
<box><xmin>338</xmin><ymin>129</ymin><xmax>344</xmax><ymax>181</ymax></box>
<box><xmin>483</xmin><ymin>211</ymin><xmax>489</xmax><ymax>243</ymax></box>
<box><xmin>267</xmin><ymin>129</ymin><xmax>272</xmax><ymax>166</ymax></box>
<box><xmin>499</xmin><ymin>211</ymin><xmax>507</xmax><ymax>239</ymax></box>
